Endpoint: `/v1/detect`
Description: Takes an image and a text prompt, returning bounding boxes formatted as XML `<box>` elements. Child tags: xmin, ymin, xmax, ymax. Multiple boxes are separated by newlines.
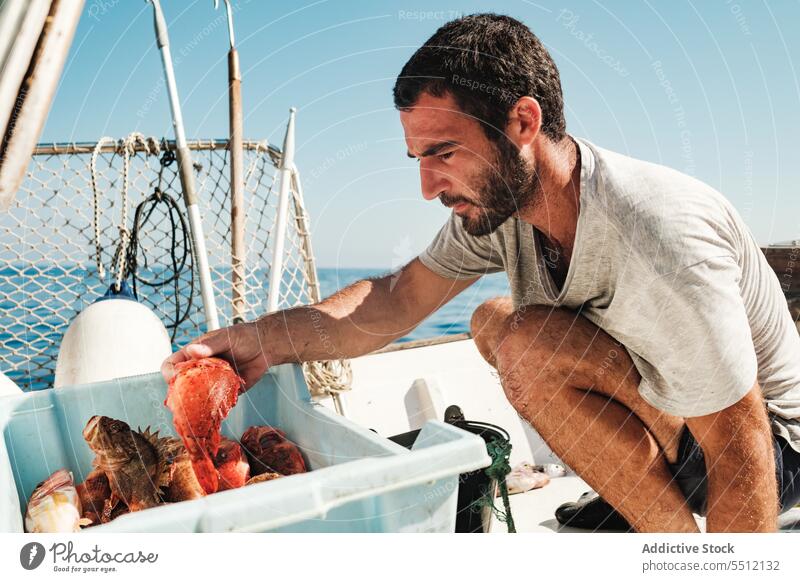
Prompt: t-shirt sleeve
<box><xmin>418</xmin><ymin>213</ymin><xmax>505</xmax><ymax>280</ymax></box>
<box><xmin>628</xmin><ymin>254</ymin><xmax>758</xmax><ymax>418</ymax></box>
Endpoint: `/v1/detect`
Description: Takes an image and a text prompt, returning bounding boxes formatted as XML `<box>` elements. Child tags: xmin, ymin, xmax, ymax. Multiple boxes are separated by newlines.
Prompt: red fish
<box><xmin>164</xmin><ymin>357</ymin><xmax>244</xmax><ymax>494</ymax></box>
<box><xmin>214</xmin><ymin>437</ymin><xmax>250</xmax><ymax>491</ymax></box>
<box><xmin>241</xmin><ymin>426</ymin><xmax>307</xmax><ymax>477</ymax></box>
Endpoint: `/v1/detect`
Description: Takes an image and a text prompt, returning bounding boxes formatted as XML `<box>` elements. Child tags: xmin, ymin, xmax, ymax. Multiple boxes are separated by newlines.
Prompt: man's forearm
<box><xmin>705</xmin><ymin>431</ymin><xmax>778</xmax><ymax>532</ymax></box>
<box><xmin>255</xmin><ymin>275</ymin><xmax>413</xmax><ymax>365</ymax></box>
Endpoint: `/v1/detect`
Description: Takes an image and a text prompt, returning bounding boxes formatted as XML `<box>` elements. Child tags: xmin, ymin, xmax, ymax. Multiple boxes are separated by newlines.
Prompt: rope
<box><xmin>302</xmin><ymin>360</ymin><xmax>352</xmax><ymax>395</ymax></box>
<box><xmin>483</xmin><ymin>438</ymin><xmax>516</xmax><ymax>533</ymax></box>
<box><xmin>90</xmin><ymin>133</ymin><xmax>155</xmax><ymax>290</ymax></box>
<box><xmin>90</xmin><ymin>136</ymin><xmax>115</xmax><ymax>281</ymax></box>
<box><xmin>468</xmin><ymin>430</ymin><xmax>516</xmax><ymax>533</ymax></box>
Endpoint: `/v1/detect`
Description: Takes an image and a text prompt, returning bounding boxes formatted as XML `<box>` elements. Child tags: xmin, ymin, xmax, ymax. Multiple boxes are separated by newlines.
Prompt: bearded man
<box><xmin>162</xmin><ymin>14</ymin><xmax>800</xmax><ymax>532</ymax></box>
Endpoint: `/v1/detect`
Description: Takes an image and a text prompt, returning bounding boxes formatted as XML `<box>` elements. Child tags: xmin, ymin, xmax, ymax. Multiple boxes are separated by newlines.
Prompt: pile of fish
<box><xmin>24</xmin><ymin>358</ymin><xmax>307</xmax><ymax>532</ymax></box>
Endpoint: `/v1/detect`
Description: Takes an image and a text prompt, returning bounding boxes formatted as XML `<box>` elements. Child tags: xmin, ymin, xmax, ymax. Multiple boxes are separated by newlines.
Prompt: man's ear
<box><xmin>505</xmin><ymin>96</ymin><xmax>542</xmax><ymax>149</ymax></box>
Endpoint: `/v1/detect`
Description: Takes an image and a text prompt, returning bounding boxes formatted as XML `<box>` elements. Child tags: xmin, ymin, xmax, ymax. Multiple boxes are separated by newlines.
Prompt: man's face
<box><xmin>400</xmin><ymin>92</ymin><xmax>539</xmax><ymax>236</ymax></box>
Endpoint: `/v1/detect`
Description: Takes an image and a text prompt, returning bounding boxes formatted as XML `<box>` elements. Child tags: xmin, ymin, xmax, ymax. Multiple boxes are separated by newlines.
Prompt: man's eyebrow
<box><xmin>407</xmin><ymin>141</ymin><xmax>459</xmax><ymax>159</ymax></box>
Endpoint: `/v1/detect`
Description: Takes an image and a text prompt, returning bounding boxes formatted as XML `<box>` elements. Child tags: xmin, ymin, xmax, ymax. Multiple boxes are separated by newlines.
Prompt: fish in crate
<box><xmin>164</xmin><ymin>357</ymin><xmax>245</xmax><ymax>494</ymax></box>
<box><xmin>23</xmin><ymin>358</ymin><xmax>311</xmax><ymax>530</ymax></box>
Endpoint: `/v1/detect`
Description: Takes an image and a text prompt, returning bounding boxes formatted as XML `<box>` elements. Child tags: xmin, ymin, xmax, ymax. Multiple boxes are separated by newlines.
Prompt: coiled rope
<box><xmin>465</xmin><ymin>420</ymin><xmax>516</xmax><ymax>533</ymax></box>
<box><xmin>482</xmin><ymin>437</ymin><xmax>516</xmax><ymax>533</ymax></box>
<box><xmin>125</xmin><ymin>149</ymin><xmax>195</xmax><ymax>342</ymax></box>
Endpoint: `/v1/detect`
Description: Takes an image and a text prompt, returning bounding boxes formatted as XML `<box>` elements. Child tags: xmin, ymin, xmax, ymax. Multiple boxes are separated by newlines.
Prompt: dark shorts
<box><xmin>669</xmin><ymin>425</ymin><xmax>800</xmax><ymax>516</ymax></box>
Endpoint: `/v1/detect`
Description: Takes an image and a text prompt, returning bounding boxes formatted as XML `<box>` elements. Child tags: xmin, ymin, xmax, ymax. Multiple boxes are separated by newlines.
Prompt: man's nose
<box><xmin>420</xmin><ymin>164</ymin><xmax>449</xmax><ymax>202</ymax></box>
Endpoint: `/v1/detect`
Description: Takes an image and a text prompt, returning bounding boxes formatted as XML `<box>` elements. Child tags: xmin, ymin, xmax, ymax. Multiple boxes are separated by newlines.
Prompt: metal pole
<box><xmin>267</xmin><ymin>108</ymin><xmax>296</xmax><ymax>313</ymax></box>
<box><xmin>216</xmin><ymin>0</ymin><xmax>246</xmax><ymax>324</ymax></box>
<box><xmin>148</xmin><ymin>0</ymin><xmax>219</xmax><ymax>331</ymax></box>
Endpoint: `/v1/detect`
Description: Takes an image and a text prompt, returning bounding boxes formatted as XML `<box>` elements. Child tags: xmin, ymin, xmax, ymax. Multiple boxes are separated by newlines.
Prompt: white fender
<box><xmin>0</xmin><ymin>371</ymin><xmax>22</xmax><ymax>396</ymax></box>
<box><xmin>54</xmin><ymin>296</ymin><xmax>171</xmax><ymax>388</ymax></box>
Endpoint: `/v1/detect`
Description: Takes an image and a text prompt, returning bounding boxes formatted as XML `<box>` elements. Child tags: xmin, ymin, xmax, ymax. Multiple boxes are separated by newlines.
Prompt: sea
<box><xmin>0</xmin><ymin>266</ymin><xmax>509</xmax><ymax>391</ymax></box>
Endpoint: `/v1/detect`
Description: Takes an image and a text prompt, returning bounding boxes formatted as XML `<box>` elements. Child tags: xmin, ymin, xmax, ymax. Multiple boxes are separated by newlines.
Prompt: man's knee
<box><xmin>470</xmin><ymin>296</ymin><xmax>514</xmax><ymax>364</ymax></box>
<box><xmin>470</xmin><ymin>296</ymin><xmax>514</xmax><ymax>335</ymax></box>
<box><xmin>493</xmin><ymin>305</ymin><xmax>583</xmax><ymax>399</ymax></box>
<box><xmin>495</xmin><ymin>305</ymin><xmax>571</xmax><ymax>361</ymax></box>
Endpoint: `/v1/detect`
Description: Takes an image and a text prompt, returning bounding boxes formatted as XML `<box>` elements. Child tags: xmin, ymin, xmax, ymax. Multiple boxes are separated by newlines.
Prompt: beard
<box><xmin>440</xmin><ymin>139</ymin><xmax>540</xmax><ymax>237</ymax></box>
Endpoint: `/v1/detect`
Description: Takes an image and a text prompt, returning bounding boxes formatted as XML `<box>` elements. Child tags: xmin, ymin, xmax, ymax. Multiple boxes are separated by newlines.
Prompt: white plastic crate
<box><xmin>0</xmin><ymin>364</ymin><xmax>490</xmax><ymax>532</ymax></box>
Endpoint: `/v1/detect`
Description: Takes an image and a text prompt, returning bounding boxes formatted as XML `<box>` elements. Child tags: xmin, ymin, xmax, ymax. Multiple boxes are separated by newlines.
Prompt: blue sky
<box><xmin>42</xmin><ymin>0</ymin><xmax>800</xmax><ymax>268</ymax></box>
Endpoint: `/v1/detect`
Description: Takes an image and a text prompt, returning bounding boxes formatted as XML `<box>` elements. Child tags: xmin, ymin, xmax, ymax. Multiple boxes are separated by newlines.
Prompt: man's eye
<box><xmin>438</xmin><ymin>151</ymin><xmax>454</xmax><ymax>161</ymax></box>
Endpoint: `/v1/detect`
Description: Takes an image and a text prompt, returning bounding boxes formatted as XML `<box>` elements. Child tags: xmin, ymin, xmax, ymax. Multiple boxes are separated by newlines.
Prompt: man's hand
<box><xmin>686</xmin><ymin>380</ymin><xmax>778</xmax><ymax>532</ymax></box>
<box><xmin>161</xmin><ymin>321</ymin><xmax>270</xmax><ymax>390</ymax></box>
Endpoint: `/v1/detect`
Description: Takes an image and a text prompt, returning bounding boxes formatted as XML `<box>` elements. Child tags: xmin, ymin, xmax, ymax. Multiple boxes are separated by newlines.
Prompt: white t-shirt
<box><xmin>420</xmin><ymin>136</ymin><xmax>800</xmax><ymax>452</ymax></box>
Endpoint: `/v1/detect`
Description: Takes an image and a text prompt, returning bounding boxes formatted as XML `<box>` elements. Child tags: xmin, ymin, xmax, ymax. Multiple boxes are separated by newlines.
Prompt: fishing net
<box><xmin>0</xmin><ymin>136</ymin><xmax>351</xmax><ymax>396</ymax></box>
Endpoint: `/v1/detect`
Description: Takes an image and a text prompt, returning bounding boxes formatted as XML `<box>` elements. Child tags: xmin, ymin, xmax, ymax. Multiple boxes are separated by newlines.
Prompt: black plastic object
<box><xmin>388</xmin><ymin>405</ymin><xmax>510</xmax><ymax>533</ymax></box>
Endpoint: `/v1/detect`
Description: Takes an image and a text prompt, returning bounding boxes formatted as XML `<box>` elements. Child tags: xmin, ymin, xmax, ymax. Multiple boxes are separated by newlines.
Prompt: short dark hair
<box><xmin>393</xmin><ymin>13</ymin><xmax>566</xmax><ymax>142</ymax></box>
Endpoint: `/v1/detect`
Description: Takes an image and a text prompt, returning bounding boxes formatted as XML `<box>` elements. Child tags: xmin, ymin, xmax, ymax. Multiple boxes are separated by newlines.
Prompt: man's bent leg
<box><xmin>471</xmin><ymin>299</ymin><xmax>698</xmax><ymax>533</ymax></box>
<box><xmin>472</xmin><ymin>299</ymin><xmax>684</xmax><ymax>462</ymax></box>
<box><xmin>471</xmin><ymin>296</ymin><xmax>515</xmax><ymax>368</ymax></box>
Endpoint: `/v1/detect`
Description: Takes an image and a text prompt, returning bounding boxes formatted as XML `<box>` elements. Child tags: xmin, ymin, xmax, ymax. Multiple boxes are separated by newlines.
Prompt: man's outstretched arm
<box><xmin>260</xmin><ymin>258</ymin><xmax>477</xmax><ymax>364</ymax></box>
<box><xmin>162</xmin><ymin>258</ymin><xmax>478</xmax><ymax>388</ymax></box>
<box><xmin>686</xmin><ymin>381</ymin><xmax>778</xmax><ymax>532</ymax></box>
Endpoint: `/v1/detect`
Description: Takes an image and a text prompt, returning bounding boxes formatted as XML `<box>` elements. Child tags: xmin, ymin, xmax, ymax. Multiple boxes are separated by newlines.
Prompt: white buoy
<box><xmin>54</xmin><ymin>285</ymin><xmax>171</xmax><ymax>388</ymax></box>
